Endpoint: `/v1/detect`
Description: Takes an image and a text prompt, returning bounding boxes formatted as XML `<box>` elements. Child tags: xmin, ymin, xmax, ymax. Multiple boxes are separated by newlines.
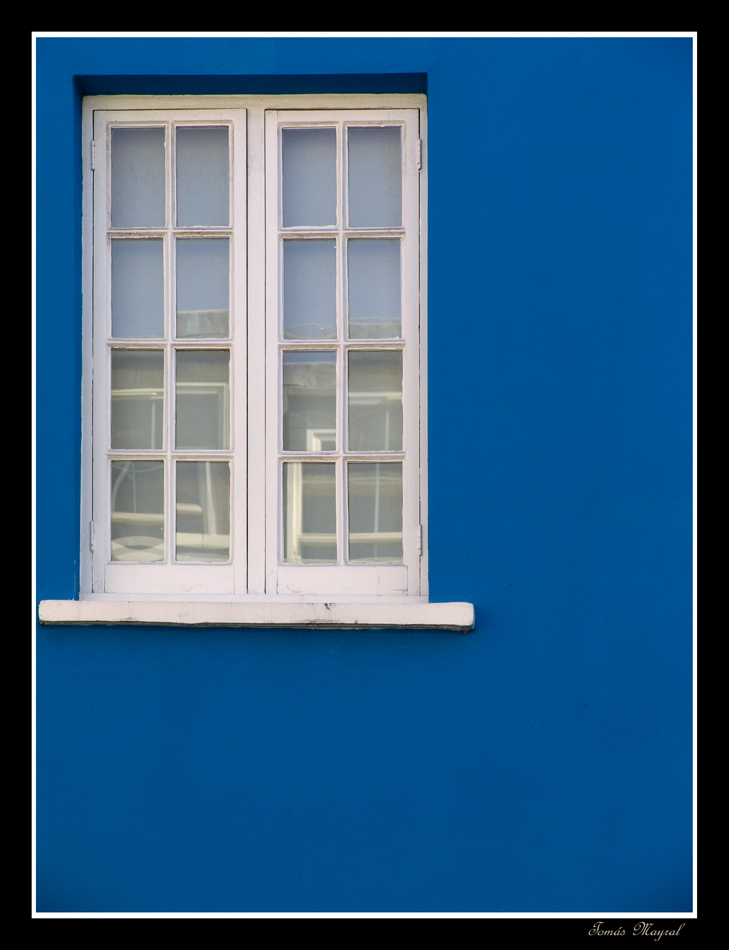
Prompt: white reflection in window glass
<box><xmin>176</xmin><ymin>238</ymin><xmax>229</xmax><ymax>339</ymax></box>
<box><xmin>348</xmin><ymin>350</ymin><xmax>402</xmax><ymax>451</ymax></box>
<box><xmin>348</xmin><ymin>127</ymin><xmax>402</xmax><ymax>228</ymax></box>
<box><xmin>348</xmin><ymin>462</ymin><xmax>402</xmax><ymax>563</ymax></box>
<box><xmin>111</xmin><ymin>127</ymin><xmax>165</xmax><ymax>228</ymax></box>
<box><xmin>176</xmin><ymin>127</ymin><xmax>229</xmax><ymax>227</ymax></box>
<box><xmin>282</xmin><ymin>351</ymin><xmax>336</xmax><ymax>451</ymax></box>
<box><xmin>111</xmin><ymin>239</ymin><xmax>164</xmax><ymax>339</ymax></box>
<box><xmin>347</xmin><ymin>239</ymin><xmax>401</xmax><ymax>339</ymax></box>
<box><xmin>111</xmin><ymin>350</ymin><xmax>164</xmax><ymax>450</ymax></box>
<box><xmin>283</xmin><ymin>462</ymin><xmax>337</xmax><ymax>563</ymax></box>
<box><xmin>175</xmin><ymin>461</ymin><xmax>230</xmax><ymax>562</ymax></box>
<box><xmin>283</xmin><ymin>240</ymin><xmax>336</xmax><ymax>340</ymax></box>
<box><xmin>282</xmin><ymin>128</ymin><xmax>336</xmax><ymax>227</ymax></box>
<box><xmin>111</xmin><ymin>460</ymin><xmax>164</xmax><ymax>562</ymax></box>
<box><xmin>175</xmin><ymin>350</ymin><xmax>230</xmax><ymax>450</ymax></box>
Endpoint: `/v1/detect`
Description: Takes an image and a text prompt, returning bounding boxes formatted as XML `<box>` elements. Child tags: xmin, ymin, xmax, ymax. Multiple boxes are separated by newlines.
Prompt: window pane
<box><xmin>111</xmin><ymin>460</ymin><xmax>164</xmax><ymax>562</ymax></box>
<box><xmin>348</xmin><ymin>462</ymin><xmax>402</xmax><ymax>563</ymax></box>
<box><xmin>282</xmin><ymin>352</ymin><xmax>336</xmax><ymax>451</ymax></box>
<box><xmin>111</xmin><ymin>350</ymin><xmax>164</xmax><ymax>449</ymax></box>
<box><xmin>111</xmin><ymin>239</ymin><xmax>164</xmax><ymax>339</ymax></box>
<box><xmin>176</xmin><ymin>238</ymin><xmax>229</xmax><ymax>338</ymax></box>
<box><xmin>348</xmin><ymin>127</ymin><xmax>402</xmax><ymax>228</ymax></box>
<box><xmin>348</xmin><ymin>351</ymin><xmax>403</xmax><ymax>451</ymax></box>
<box><xmin>111</xmin><ymin>128</ymin><xmax>165</xmax><ymax>228</ymax></box>
<box><xmin>282</xmin><ymin>128</ymin><xmax>336</xmax><ymax>227</ymax></box>
<box><xmin>175</xmin><ymin>461</ymin><xmax>230</xmax><ymax>562</ymax></box>
<box><xmin>176</xmin><ymin>127</ymin><xmax>229</xmax><ymax>226</ymax></box>
<box><xmin>283</xmin><ymin>462</ymin><xmax>336</xmax><ymax>563</ymax></box>
<box><xmin>175</xmin><ymin>350</ymin><xmax>230</xmax><ymax>450</ymax></box>
<box><xmin>347</xmin><ymin>239</ymin><xmax>401</xmax><ymax>339</ymax></box>
<box><xmin>283</xmin><ymin>240</ymin><xmax>336</xmax><ymax>340</ymax></box>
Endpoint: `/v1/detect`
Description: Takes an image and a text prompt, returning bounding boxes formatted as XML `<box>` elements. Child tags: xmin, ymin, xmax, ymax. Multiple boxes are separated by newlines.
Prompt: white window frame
<box><xmin>263</xmin><ymin>108</ymin><xmax>422</xmax><ymax>599</ymax></box>
<box><xmin>89</xmin><ymin>108</ymin><xmax>247</xmax><ymax>596</ymax></box>
<box><xmin>39</xmin><ymin>93</ymin><xmax>472</xmax><ymax>629</ymax></box>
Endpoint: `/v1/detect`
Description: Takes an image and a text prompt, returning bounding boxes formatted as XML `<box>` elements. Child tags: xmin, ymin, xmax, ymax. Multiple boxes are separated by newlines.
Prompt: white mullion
<box><xmin>106</xmin><ymin>229</ymin><xmax>169</xmax><ymax>238</ymax></box>
<box><xmin>264</xmin><ymin>111</ymin><xmax>282</xmax><ymax>591</ymax></box>
<box><xmin>341</xmin><ymin>454</ymin><xmax>405</xmax><ymax>463</ymax></box>
<box><xmin>334</xmin><ymin>456</ymin><xmax>342</xmax><ymax>566</ymax></box>
<box><xmin>168</xmin><ymin>121</ymin><xmax>176</xmax><ymax>231</ymax></box>
<box><xmin>166</xmin><ymin>120</ymin><xmax>174</xmax><ymax>565</ymax></box>
<box><xmin>80</xmin><ymin>100</ymin><xmax>95</xmax><ymax>594</ymax></box>
<box><xmin>336</xmin><ymin>121</ymin><xmax>345</xmax><ymax>564</ymax></box>
<box><xmin>344</xmin><ymin>342</ymin><xmax>405</xmax><ymax>353</ymax></box>
<box><xmin>167</xmin><ymin>341</ymin><xmax>175</xmax><ymax>567</ymax></box>
<box><xmin>343</xmin><ymin>122</ymin><xmax>350</xmax><ymax>230</ymax></box>
<box><xmin>231</xmin><ymin>109</ymin><xmax>249</xmax><ymax>593</ymax></box>
<box><xmin>337</xmin><ymin>120</ymin><xmax>345</xmax><ymax>236</ymax></box>
<box><xmin>401</xmin><ymin>111</ymin><xmax>421</xmax><ymax>594</ymax></box>
<box><xmin>92</xmin><ymin>112</ymin><xmax>111</xmax><ymax>589</ymax></box>
<box><xmin>338</xmin><ymin>120</ymin><xmax>347</xmax><ymax>564</ymax></box>
<box><xmin>341</xmin><ymin>343</ymin><xmax>350</xmax><ymax>564</ymax></box>
<box><xmin>417</xmin><ymin>104</ymin><xmax>428</xmax><ymax>597</ymax></box>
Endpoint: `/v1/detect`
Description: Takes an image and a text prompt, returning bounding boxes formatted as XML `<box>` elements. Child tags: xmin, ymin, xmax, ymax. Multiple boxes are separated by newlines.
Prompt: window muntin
<box><xmin>85</xmin><ymin>99</ymin><xmax>424</xmax><ymax>601</ymax></box>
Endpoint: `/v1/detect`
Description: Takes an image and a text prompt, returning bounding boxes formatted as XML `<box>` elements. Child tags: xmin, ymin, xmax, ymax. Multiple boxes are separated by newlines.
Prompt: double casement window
<box><xmin>82</xmin><ymin>96</ymin><xmax>430</xmax><ymax>607</ymax></box>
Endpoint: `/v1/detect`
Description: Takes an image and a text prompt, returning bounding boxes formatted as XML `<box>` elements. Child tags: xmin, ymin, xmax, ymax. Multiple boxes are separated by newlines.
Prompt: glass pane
<box><xmin>348</xmin><ymin>351</ymin><xmax>403</xmax><ymax>451</ymax></box>
<box><xmin>347</xmin><ymin>239</ymin><xmax>401</xmax><ymax>339</ymax></box>
<box><xmin>283</xmin><ymin>240</ymin><xmax>336</xmax><ymax>340</ymax></box>
<box><xmin>111</xmin><ymin>350</ymin><xmax>164</xmax><ymax>449</ymax></box>
<box><xmin>175</xmin><ymin>461</ymin><xmax>230</xmax><ymax>562</ymax></box>
<box><xmin>176</xmin><ymin>127</ymin><xmax>229</xmax><ymax>226</ymax></box>
<box><xmin>111</xmin><ymin>460</ymin><xmax>164</xmax><ymax>562</ymax></box>
<box><xmin>176</xmin><ymin>238</ymin><xmax>229</xmax><ymax>338</ymax></box>
<box><xmin>111</xmin><ymin>128</ymin><xmax>165</xmax><ymax>228</ymax></box>
<box><xmin>175</xmin><ymin>350</ymin><xmax>230</xmax><ymax>450</ymax></box>
<box><xmin>348</xmin><ymin>463</ymin><xmax>402</xmax><ymax>563</ymax></box>
<box><xmin>282</xmin><ymin>352</ymin><xmax>336</xmax><ymax>451</ymax></box>
<box><xmin>111</xmin><ymin>239</ymin><xmax>164</xmax><ymax>339</ymax></box>
<box><xmin>283</xmin><ymin>462</ymin><xmax>336</xmax><ymax>563</ymax></box>
<box><xmin>282</xmin><ymin>128</ymin><xmax>336</xmax><ymax>227</ymax></box>
<box><xmin>348</xmin><ymin>127</ymin><xmax>402</xmax><ymax>228</ymax></box>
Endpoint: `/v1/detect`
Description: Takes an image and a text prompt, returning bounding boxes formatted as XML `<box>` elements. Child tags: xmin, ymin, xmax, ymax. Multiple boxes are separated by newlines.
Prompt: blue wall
<box><xmin>36</xmin><ymin>37</ymin><xmax>693</xmax><ymax>912</ymax></box>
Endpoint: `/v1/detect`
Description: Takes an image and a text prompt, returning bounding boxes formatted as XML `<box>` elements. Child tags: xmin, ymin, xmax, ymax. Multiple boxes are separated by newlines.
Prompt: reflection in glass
<box><xmin>111</xmin><ymin>239</ymin><xmax>164</xmax><ymax>338</ymax></box>
<box><xmin>348</xmin><ymin>462</ymin><xmax>402</xmax><ymax>563</ymax></box>
<box><xmin>175</xmin><ymin>350</ymin><xmax>230</xmax><ymax>450</ymax></box>
<box><xmin>175</xmin><ymin>461</ymin><xmax>230</xmax><ymax>562</ymax></box>
<box><xmin>111</xmin><ymin>350</ymin><xmax>164</xmax><ymax>449</ymax></box>
<box><xmin>282</xmin><ymin>128</ymin><xmax>336</xmax><ymax>227</ymax></box>
<box><xmin>283</xmin><ymin>240</ymin><xmax>336</xmax><ymax>340</ymax></box>
<box><xmin>347</xmin><ymin>239</ymin><xmax>401</xmax><ymax>339</ymax></box>
<box><xmin>283</xmin><ymin>462</ymin><xmax>336</xmax><ymax>563</ymax></box>
<box><xmin>111</xmin><ymin>128</ymin><xmax>165</xmax><ymax>228</ymax></box>
<box><xmin>283</xmin><ymin>352</ymin><xmax>336</xmax><ymax>451</ymax></box>
<box><xmin>348</xmin><ymin>127</ymin><xmax>402</xmax><ymax>228</ymax></box>
<box><xmin>111</xmin><ymin>460</ymin><xmax>164</xmax><ymax>561</ymax></box>
<box><xmin>176</xmin><ymin>127</ymin><xmax>229</xmax><ymax>226</ymax></box>
<box><xmin>348</xmin><ymin>351</ymin><xmax>402</xmax><ymax>450</ymax></box>
<box><xmin>176</xmin><ymin>238</ymin><xmax>229</xmax><ymax>338</ymax></box>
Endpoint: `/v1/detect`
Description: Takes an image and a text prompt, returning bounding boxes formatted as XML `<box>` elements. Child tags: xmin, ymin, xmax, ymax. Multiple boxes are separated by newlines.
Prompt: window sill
<box><xmin>38</xmin><ymin>600</ymin><xmax>475</xmax><ymax>632</ymax></box>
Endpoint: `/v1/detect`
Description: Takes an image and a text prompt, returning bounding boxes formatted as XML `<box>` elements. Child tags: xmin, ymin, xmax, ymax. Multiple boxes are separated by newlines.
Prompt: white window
<box><xmin>89</xmin><ymin>108</ymin><xmax>247</xmax><ymax>596</ymax></box>
<box><xmin>44</xmin><ymin>94</ymin><xmax>472</xmax><ymax>629</ymax></box>
<box><xmin>264</xmin><ymin>109</ymin><xmax>422</xmax><ymax>598</ymax></box>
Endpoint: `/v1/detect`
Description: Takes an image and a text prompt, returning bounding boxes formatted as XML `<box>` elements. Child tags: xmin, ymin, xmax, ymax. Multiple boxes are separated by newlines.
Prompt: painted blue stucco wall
<box><xmin>36</xmin><ymin>37</ymin><xmax>693</xmax><ymax>912</ymax></box>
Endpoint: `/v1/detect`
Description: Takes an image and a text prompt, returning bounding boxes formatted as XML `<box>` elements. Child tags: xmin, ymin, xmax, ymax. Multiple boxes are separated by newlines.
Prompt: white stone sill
<box><xmin>38</xmin><ymin>600</ymin><xmax>475</xmax><ymax>632</ymax></box>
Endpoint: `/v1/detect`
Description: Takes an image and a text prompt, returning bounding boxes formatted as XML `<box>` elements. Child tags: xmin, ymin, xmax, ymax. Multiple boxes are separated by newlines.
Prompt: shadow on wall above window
<box><xmin>74</xmin><ymin>74</ymin><xmax>428</xmax><ymax>97</ymax></box>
